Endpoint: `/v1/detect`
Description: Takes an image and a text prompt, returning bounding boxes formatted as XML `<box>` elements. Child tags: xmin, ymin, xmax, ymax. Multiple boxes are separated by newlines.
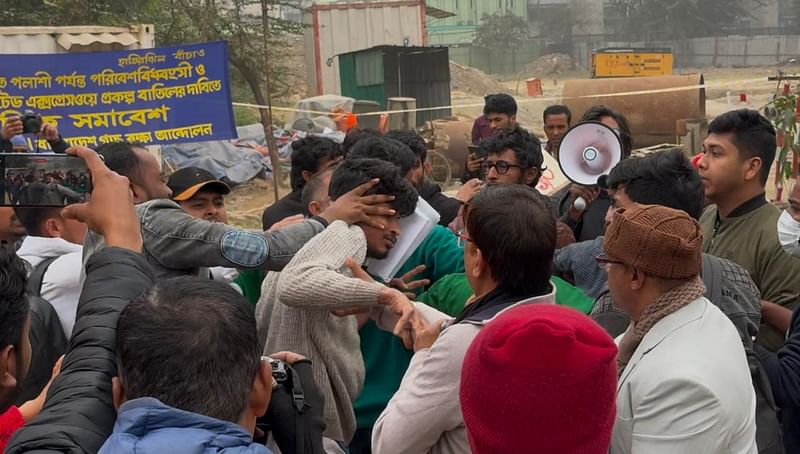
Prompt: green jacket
<box><xmin>418</xmin><ymin>273</ymin><xmax>595</xmax><ymax>316</ymax></box>
<box><xmin>355</xmin><ymin>225</ymin><xmax>464</xmax><ymax>429</ymax></box>
<box><xmin>700</xmin><ymin>200</ymin><xmax>800</xmax><ymax>350</ymax></box>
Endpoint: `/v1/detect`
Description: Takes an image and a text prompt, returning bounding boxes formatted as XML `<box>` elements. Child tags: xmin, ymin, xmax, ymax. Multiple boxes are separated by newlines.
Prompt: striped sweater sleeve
<box><xmin>276</xmin><ymin>220</ymin><xmax>385</xmax><ymax>309</ymax></box>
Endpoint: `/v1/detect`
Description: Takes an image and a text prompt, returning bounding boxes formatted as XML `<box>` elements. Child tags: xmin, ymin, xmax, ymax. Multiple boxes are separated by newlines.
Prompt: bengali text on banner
<box><xmin>0</xmin><ymin>40</ymin><xmax>236</xmax><ymax>148</ymax></box>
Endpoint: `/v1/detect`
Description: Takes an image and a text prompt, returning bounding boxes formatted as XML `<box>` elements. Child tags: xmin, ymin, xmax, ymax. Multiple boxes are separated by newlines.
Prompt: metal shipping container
<box><xmin>591</xmin><ymin>47</ymin><xmax>673</xmax><ymax>78</ymax></box>
<box><xmin>304</xmin><ymin>0</ymin><xmax>428</xmax><ymax>96</ymax></box>
<box><xmin>0</xmin><ymin>25</ymin><xmax>155</xmax><ymax>54</ymax></box>
<box><xmin>339</xmin><ymin>45</ymin><xmax>451</xmax><ymax>126</ymax></box>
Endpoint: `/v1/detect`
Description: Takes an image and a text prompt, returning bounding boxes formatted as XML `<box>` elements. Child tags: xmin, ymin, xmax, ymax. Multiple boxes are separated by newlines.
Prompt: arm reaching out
<box><xmin>277</xmin><ymin>221</ymin><xmax>385</xmax><ymax>309</ymax></box>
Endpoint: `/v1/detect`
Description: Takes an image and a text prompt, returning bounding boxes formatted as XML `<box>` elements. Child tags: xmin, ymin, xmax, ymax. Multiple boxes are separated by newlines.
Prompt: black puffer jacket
<box><xmin>6</xmin><ymin>248</ymin><xmax>155</xmax><ymax>454</ymax></box>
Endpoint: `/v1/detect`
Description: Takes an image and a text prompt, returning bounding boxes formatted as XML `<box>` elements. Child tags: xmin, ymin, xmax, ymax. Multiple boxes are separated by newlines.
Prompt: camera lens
<box><xmin>22</xmin><ymin>112</ymin><xmax>42</xmax><ymax>135</ymax></box>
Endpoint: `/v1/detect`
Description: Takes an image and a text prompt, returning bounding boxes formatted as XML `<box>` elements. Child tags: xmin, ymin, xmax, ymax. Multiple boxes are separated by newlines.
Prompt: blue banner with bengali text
<box><xmin>0</xmin><ymin>40</ymin><xmax>236</xmax><ymax>149</ymax></box>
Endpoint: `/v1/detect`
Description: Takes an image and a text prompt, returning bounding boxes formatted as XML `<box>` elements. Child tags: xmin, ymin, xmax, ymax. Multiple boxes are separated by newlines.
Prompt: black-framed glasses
<box><xmin>595</xmin><ymin>255</ymin><xmax>625</xmax><ymax>270</ymax></box>
<box><xmin>480</xmin><ymin>160</ymin><xmax>521</xmax><ymax>175</ymax></box>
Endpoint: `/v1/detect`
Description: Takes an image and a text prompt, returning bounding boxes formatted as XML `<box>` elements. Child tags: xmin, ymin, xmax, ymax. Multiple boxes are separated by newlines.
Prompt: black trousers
<box><xmin>348</xmin><ymin>428</ymin><xmax>372</xmax><ymax>454</ymax></box>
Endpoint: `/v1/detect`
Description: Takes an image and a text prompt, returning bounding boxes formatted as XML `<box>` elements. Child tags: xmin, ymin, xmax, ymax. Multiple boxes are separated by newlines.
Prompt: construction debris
<box><xmin>450</xmin><ymin>61</ymin><xmax>511</xmax><ymax>96</ymax></box>
<box><xmin>527</xmin><ymin>53</ymin><xmax>574</xmax><ymax>75</ymax></box>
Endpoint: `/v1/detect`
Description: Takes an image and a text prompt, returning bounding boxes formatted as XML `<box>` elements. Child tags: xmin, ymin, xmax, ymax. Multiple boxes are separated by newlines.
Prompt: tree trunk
<box><xmin>177</xmin><ymin>0</ymin><xmax>283</xmax><ymax>203</ymax></box>
<box><xmin>260</xmin><ymin>0</ymin><xmax>282</xmax><ymax>203</ymax></box>
<box><xmin>229</xmin><ymin>53</ymin><xmax>282</xmax><ymax>203</ymax></box>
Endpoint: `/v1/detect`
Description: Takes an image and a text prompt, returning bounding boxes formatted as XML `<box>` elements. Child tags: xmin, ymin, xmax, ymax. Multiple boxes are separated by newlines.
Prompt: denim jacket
<box><xmin>83</xmin><ymin>199</ymin><xmax>325</xmax><ymax>278</ymax></box>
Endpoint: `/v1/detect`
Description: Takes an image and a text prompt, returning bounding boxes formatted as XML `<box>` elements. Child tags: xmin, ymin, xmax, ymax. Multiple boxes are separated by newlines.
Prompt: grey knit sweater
<box><xmin>260</xmin><ymin>220</ymin><xmax>386</xmax><ymax>443</ymax></box>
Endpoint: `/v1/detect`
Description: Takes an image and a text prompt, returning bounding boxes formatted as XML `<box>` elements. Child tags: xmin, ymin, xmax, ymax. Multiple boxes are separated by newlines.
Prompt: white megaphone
<box><xmin>557</xmin><ymin>122</ymin><xmax>623</xmax><ymax>211</ymax></box>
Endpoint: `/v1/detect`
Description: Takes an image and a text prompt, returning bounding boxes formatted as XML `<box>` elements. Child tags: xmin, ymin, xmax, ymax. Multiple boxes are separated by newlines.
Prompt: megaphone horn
<box><xmin>557</xmin><ymin>121</ymin><xmax>623</xmax><ymax>186</ymax></box>
<box><xmin>557</xmin><ymin>121</ymin><xmax>623</xmax><ymax>211</ymax></box>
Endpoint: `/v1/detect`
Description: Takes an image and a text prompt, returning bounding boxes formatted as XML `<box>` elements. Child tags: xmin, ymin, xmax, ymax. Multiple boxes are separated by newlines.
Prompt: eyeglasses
<box><xmin>595</xmin><ymin>256</ymin><xmax>625</xmax><ymax>270</ymax></box>
<box><xmin>456</xmin><ymin>229</ymin><xmax>473</xmax><ymax>248</ymax></box>
<box><xmin>480</xmin><ymin>160</ymin><xmax>521</xmax><ymax>175</ymax></box>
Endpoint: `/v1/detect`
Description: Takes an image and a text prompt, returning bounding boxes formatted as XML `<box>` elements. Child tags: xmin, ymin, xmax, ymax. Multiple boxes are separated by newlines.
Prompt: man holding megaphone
<box><xmin>554</xmin><ymin>106</ymin><xmax>633</xmax><ymax>242</ymax></box>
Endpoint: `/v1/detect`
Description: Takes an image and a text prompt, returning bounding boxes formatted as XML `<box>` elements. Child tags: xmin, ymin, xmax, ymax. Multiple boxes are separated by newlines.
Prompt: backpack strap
<box><xmin>705</xmin><ymin>258</ymin><xmax>785</xmax><ymax>453</ymax></box>
<box><xmin>27</xmin><ymin>256</ymin><xmax>59</xmax><ymax>298</ymax></box>
<box><xmin>701</xmin><ymin>254</ymin><xmax>723</xmax><ymax>304</ymax></box>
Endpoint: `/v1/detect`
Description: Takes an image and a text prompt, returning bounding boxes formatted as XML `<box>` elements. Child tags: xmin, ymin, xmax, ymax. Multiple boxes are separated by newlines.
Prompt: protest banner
<box><xmin>0</xmin><ymin>41</ymin><xmax>235</xmax><ymax>149</ymax></box>
<box><xmin>536</xmin><ymin>151</ymin><xmax>570</xmax><ymax>196</ymax></box>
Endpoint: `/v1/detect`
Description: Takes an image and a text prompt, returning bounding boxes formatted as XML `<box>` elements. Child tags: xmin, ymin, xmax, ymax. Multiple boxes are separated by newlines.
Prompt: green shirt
<box><xmin>354</xmin><ymin>224</ymin><xmax>595</xmax><ymax>429</ymax></box>
<box><xmin>418</xmin><ymin>273</ymin><xmax>595</xmax><ymax>315</ymax></box>
<box><xmin>233</xmin><ymin>269</ymin><xmax>267</xmax><ymax>309</ymax></box>
<box><xmin>355</xmin><ymin>225</ymin><xmax>464</xmax><ymax>428</ymax></box>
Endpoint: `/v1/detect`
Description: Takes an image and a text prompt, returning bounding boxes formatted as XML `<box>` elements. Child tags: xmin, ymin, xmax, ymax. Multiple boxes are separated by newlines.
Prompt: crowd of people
<box><xmin>1</xmin><ymin>119</ymin><xmax>88</xmax><ymax>206</ymax></box>
<box><xmin>4</xmin><ymin>169</ymin><xmax>90</xmax><ymax>206</ymax></box>
<box><xmin>0</xmin><ymin>93</ymin><xmax>797</xmax><ymax>454</ymax></box>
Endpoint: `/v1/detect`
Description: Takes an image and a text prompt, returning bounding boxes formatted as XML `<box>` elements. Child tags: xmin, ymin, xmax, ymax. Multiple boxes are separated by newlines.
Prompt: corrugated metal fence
<box><xmin>449</xmin><ymin>43</ymin><xmax>541</xmax><ymax>75</ymax></box>
<box><xmin>435</xmin><ymin>35</ymin><xmax>799</xmax><ymax>75</ymax></box>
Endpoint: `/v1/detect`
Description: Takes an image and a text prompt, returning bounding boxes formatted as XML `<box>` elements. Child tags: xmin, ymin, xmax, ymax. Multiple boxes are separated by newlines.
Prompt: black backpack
<box><xmin>704</xmin><ymin>257</ymin><xmax>785</xmax><ymax>454</ymax></box>
<box><xmin>27</xmin><ymin>256</ymin><xmax>59</xmax><ymax>298</ymax></box>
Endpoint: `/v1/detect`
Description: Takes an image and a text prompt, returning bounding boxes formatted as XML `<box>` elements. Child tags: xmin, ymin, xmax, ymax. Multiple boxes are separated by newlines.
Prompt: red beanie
<box><xmin>460</xmin><ymin>304</ymin><xmax>618</xmax><ymax>454</ymax></box>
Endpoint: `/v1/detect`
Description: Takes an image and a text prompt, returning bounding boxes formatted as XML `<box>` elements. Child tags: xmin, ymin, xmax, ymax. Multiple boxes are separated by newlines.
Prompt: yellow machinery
<box><xmin>592</xmin><ymin>48</ymin><xmax>674</xmax><ymax>78</ymax></box>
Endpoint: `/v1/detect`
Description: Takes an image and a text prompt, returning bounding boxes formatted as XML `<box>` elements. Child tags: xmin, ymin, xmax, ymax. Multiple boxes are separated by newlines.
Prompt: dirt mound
<box><xmin>450</xmin><ymin>61</ymin><xmax>511</xmax><ymax>96</ymax></box>
<box><xmin>527</xmin><ymin>53</ymin><xmax>574</xmax><ymax>75</ymax></box>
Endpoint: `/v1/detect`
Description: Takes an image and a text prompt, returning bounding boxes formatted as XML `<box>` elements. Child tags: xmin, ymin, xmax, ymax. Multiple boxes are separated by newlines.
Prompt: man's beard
<box><xmin>366</xmin><ymin>233</ymin><xmax>398</xmax><ymax>260</ymax></box>
<box><xmin>487</xmin><ymin>174</ymin><xmax>526</xmax><ymax>187</ymax></box>
<box><xmin>366</xmin><ymin>246</ymin><xmax>390</xmax><ymax>260</ymax></box>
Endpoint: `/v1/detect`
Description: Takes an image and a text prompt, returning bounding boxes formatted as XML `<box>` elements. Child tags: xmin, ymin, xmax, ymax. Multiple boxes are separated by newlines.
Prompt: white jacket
<box><xmin>372</xmin><ymin>290</ymin><xmax>557</xmax><ymax>454</ymax></box>
<box><xmin>17</xmin><ymin>236</ymin><xmax>83</xmax><ymax>338</ymax></box>
<box><xmin>611</xmin><ymin>297</ymin><xmax>757</xmax><ymax>454</ymax></box>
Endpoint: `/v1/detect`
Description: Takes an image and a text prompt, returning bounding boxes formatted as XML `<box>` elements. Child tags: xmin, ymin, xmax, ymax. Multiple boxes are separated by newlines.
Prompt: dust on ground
<box><xmin>227</xmin><ymin>63</ymin><xmax>800</xmax><ymax>228</ymax></box>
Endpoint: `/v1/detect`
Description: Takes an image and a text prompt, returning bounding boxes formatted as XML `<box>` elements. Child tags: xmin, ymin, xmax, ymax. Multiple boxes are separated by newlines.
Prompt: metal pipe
<box><xmin>562</xmin><ymin>74</ymin><xmax>706</xmax><ymax>147</ymax></box>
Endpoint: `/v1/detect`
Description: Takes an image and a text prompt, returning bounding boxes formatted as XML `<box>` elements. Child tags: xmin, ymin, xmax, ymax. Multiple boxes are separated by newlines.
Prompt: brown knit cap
<box><xmin>603</xmin><ymin>204</ymin><xmax>703</xmax><ymax>279</ymax></box>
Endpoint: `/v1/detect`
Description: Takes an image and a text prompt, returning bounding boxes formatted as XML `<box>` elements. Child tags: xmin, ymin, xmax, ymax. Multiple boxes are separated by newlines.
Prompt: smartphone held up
<box><xmin>1</xmin><ymin>153</ymin><xmax>92</xmax><ymax>207</ymax></box>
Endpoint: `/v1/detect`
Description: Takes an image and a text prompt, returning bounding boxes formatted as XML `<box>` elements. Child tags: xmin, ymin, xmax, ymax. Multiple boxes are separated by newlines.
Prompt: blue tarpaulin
<box><xmin>160</xmin><ymin>124</ymin><xmax>346</xmax><ymax>185</ymax></box>
<box><xmin>161</xmin><ymin>124</ymin><xmax>269</xmax><ymax>185</ymax></box>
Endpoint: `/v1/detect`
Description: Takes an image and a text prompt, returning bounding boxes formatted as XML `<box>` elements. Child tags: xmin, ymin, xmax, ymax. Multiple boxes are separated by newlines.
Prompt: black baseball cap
<box><xmin>167</xmin><ymin>167</ymin><xmax>230</xmax><ymax>201</ymax></box>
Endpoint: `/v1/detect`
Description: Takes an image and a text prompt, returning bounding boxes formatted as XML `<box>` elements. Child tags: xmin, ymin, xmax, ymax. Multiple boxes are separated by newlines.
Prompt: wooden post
<box><xmin>712</xmin><ymin>36</ymin><xmax>719</xmax><ymax>67</ymax></box>
<box><xmin>743</xmin><ymin>39</ymin><xmax>748</xmax><ymax>67</ymax></box>
<box><xmin>512</xmin><ymin>47</ymin><xmax>516</xmax><ymax>74</ymax></box>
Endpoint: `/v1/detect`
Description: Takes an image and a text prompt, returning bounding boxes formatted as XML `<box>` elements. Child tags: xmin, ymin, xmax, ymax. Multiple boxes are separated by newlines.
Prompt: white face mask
<box><xmin>777</xmin><ymin>210</ymin><xmax>800</xmax><ymax>257</ymax></box>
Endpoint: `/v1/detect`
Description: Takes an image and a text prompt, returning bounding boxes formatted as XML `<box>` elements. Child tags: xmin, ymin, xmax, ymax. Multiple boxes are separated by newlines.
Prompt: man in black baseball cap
<box><xmin>167</xmin><ymin>167</ymin><xmax>231</xmax><ymax>224</ymax></box>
